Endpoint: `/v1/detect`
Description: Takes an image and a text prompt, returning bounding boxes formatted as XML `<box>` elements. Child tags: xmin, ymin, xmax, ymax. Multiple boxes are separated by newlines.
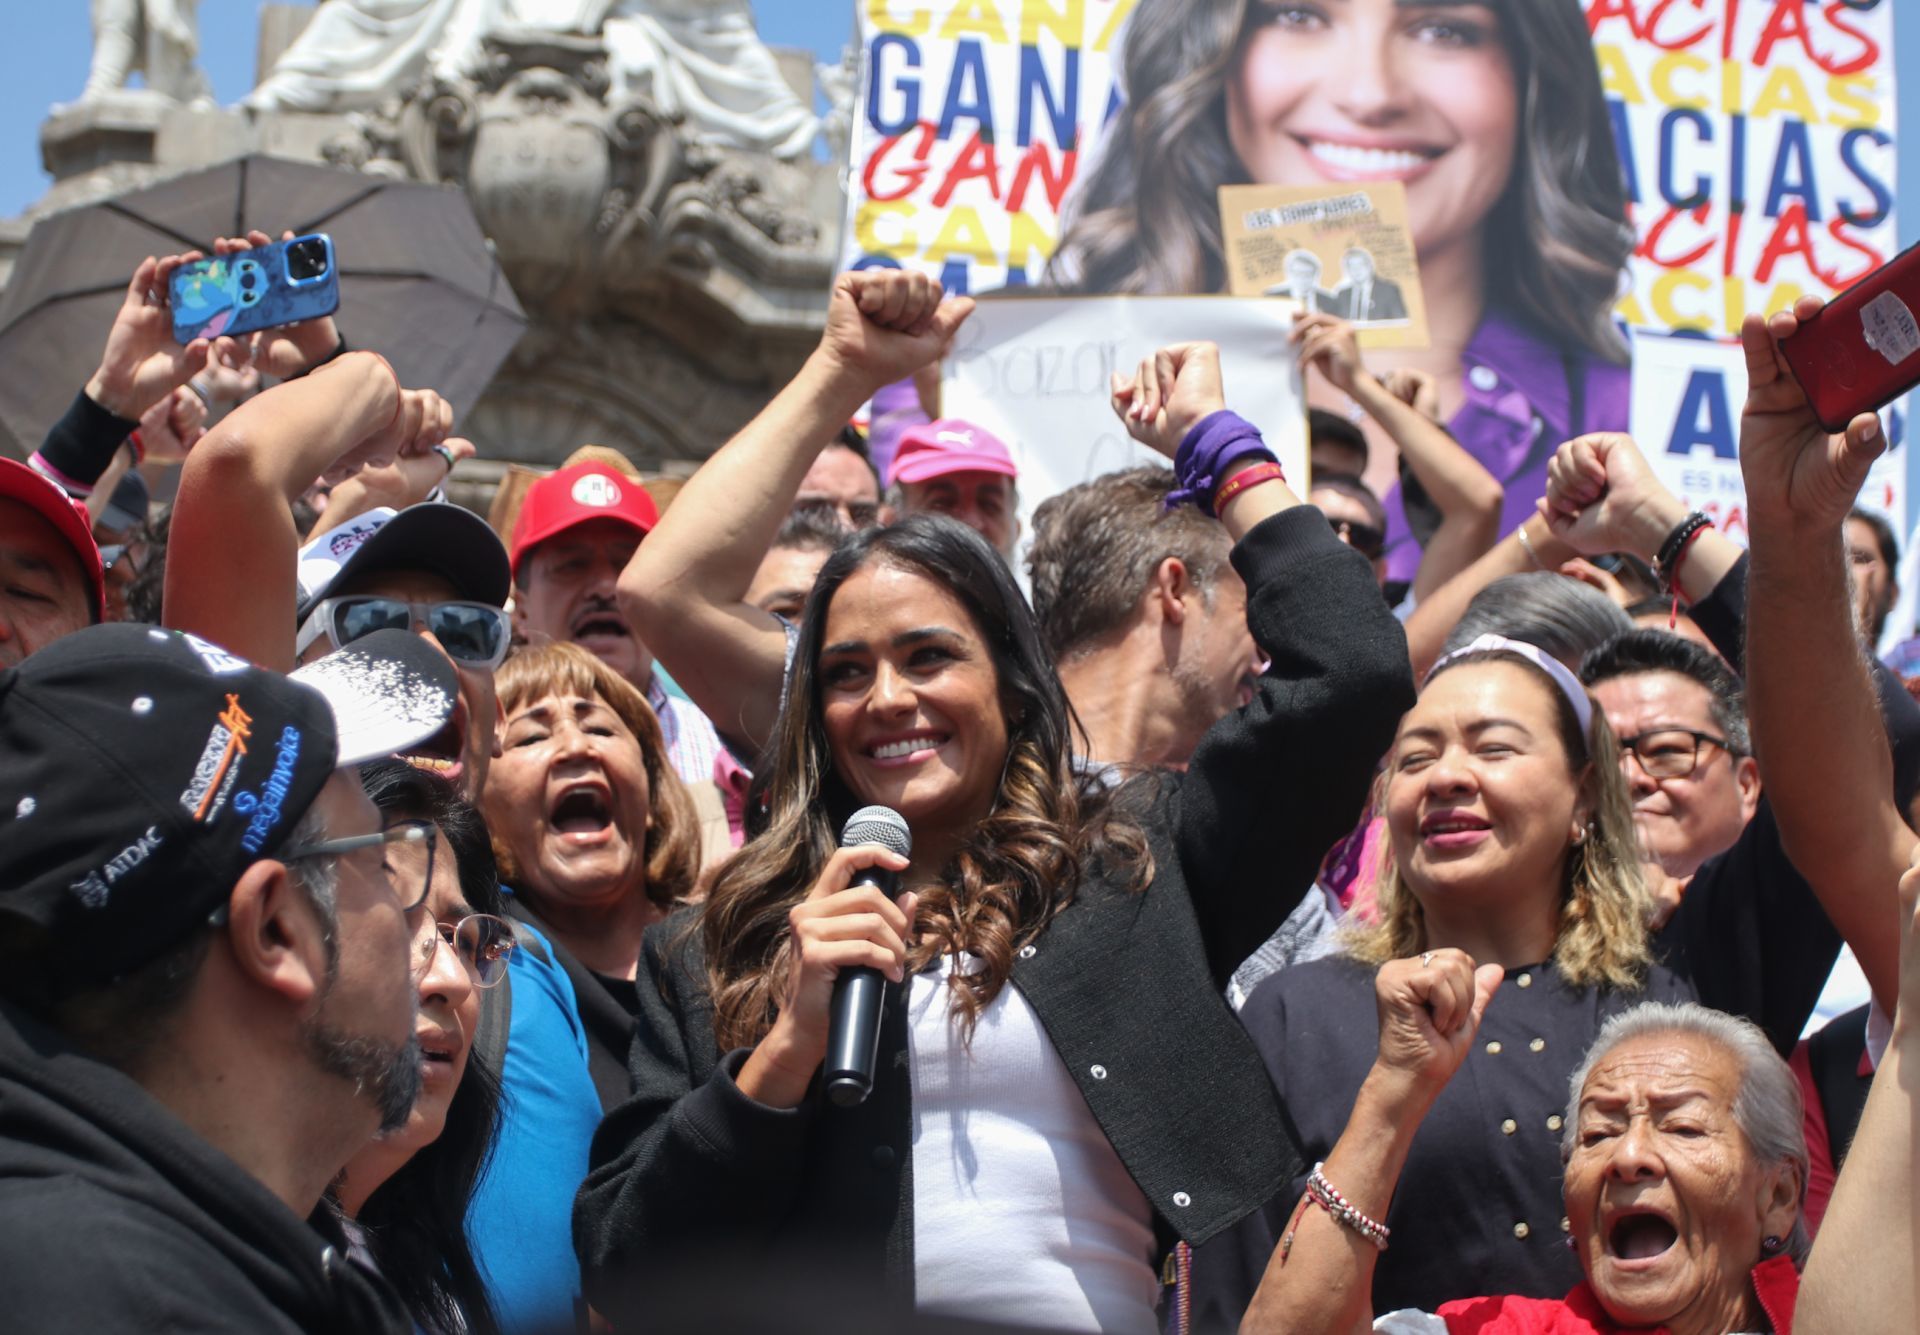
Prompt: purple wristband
<box><xmin>1166</xmin><ymin>410</ymin><xmax>1278</xmax><ymax>516</ymax></box>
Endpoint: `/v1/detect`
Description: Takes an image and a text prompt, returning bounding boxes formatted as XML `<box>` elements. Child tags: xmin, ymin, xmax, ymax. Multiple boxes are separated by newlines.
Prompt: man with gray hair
<box><xmin>1027</xmin><ymin>464</ymin><xmax>1262</xmax><ymax>771</ymax></box>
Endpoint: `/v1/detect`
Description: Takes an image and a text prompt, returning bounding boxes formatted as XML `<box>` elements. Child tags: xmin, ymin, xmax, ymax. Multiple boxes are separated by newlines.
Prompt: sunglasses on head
<box><xmin>296</xmin><ymin>595</ymin><xmax>510</xmax><ymax>669</ymax></box>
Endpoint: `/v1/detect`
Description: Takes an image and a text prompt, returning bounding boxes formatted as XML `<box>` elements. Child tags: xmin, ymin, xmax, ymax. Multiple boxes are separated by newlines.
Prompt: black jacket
<box><xmin>0</xmin><ymin>1000</ymin><xmax>411</xmax><ymax>1333</ymax></box>
<box><xmin>505</xmin><ymin>895</ymin><xmax>639</xmax><ymax>1113</ymax></box>
<box><xmin>573</xmin><ymin>507</ymin><xmax>1416</xmax><ymax>1327</ymax></box>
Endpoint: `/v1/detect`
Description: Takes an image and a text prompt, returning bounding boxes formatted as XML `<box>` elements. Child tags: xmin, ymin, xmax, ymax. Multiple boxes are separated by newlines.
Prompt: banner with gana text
<box><xmin>843</xmin><ymin>1</ymin><xmax>1902</xmax><ymax>562</ymax></box>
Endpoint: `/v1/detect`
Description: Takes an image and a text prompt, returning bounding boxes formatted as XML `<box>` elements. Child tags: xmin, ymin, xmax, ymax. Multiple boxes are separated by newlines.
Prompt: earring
<box><xmin>1571</xmin><ymin>826</ymin><xmax>1588</xmax><ymax>847</ymax></box>
<box><xmin>1762</xmin><ymin>1235</ymin><xmax>1783</xmax><ymax>1253</ymax></box>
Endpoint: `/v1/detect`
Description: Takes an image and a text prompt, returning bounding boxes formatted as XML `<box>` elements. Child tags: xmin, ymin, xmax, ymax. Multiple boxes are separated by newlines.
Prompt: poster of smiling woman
<box><xmin>843</xmin><ymin>1</ymin><xmax>1899</xmax><ymax>581</ymax></box>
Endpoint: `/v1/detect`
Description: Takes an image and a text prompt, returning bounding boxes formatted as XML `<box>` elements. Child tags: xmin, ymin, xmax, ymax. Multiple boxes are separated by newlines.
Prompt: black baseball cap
<box><xmin>0</xmin><ymin>623</ymin><xmax>457</xmax><ymax>992</ymax></box>
<box><xmin>296</xmin><ymin>504</ymin><xmax>511</xmax><ymax>623</ymax></box>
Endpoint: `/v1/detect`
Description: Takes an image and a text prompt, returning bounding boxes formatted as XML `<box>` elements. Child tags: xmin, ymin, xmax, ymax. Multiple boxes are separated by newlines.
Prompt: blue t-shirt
<box><xmin>466</xmin><ymin>915</ymin><xmax>603</xmax><ymax>1335</ymax></box>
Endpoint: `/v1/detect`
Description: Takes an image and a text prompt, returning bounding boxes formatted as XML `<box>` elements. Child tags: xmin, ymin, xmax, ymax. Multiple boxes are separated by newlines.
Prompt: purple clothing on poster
<box><xmin>1381</xmin><ymin>310</ymin><xmax>1632</xmax><ymax>584</ymax></box>
<box><xmin>867</xmin><ymin>377</ymin><xmax>925</xmax><ymax>483</ymax></box>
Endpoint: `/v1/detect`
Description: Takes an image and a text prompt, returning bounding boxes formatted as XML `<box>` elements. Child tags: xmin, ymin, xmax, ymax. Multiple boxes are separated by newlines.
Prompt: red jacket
<box><xmin>1435</xmin><ymin>1256</ymin><xmax>1797</xmax><ymax>1335</ymax></box>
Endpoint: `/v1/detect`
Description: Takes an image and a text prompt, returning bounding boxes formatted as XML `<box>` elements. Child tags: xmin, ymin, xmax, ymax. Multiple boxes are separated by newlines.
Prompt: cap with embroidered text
<box><xmin>296</xmin><ymin>503</ymin><xmax>510</xmax><ymax>624</ymax></box>
<box><xmin>0</xmin><ymin>623</ymin><xmax>456</xmax><ymax>995</ymax></box>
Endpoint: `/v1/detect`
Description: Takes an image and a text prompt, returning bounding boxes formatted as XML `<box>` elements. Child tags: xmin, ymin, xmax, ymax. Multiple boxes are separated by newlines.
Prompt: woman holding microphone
<box><xmin>574</xmin><ymin>271</ymin><xmax>1414</xmax><ymax>1331</ymax></box>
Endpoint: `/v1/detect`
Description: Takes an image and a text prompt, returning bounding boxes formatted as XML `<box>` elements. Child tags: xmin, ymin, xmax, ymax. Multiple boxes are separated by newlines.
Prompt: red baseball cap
<box><xmin>509</xmin><ymin>462</ymin><xmax>660</xmax><ymax>574</ymax></box>
<box><xmin>0</xmin><ymin>458</ymin><xmax>104</xmax><ymax>623</ymax></box>
<box><xmin>887</xmin><ymin>419</ymin><xmax>1019</xmax><ymax>488</ymax></box>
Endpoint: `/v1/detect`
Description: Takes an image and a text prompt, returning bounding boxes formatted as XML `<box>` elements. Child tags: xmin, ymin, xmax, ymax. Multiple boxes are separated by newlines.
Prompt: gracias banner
<box><xmin>843</xmin><ymin>1</ymin><xmax>1902</xmax><ymax>557</ymax></box>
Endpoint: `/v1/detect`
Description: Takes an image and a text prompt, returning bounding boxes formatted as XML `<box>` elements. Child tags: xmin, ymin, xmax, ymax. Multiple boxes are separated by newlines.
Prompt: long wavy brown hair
<box><xmin>1344</xmin><ymin>649</ymin><xmax>1651</xmax><ymax>990</ymax></box>
<box><xmin>492</xmin><ymin>643</ymin><xmax>702</xmax><ymax>911</ymax></box>
<box><xmin>1044</xmin><ymin>0</ymin><xmax>1631</xmax><ymax>364</ymax></box>
<box><xmin>698</xmin><ymin>515</ymin><xmax>1152</xmax><ymax>1051</ymax></box>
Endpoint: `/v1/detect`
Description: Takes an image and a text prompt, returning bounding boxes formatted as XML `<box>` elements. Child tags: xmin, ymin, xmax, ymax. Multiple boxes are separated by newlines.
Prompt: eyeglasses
<box><xmin>794</xmin><ymin>496</ymin><xmax>881</xmax><ymax>530</ymax></box>
<box><xmin>1617</xmin><ymin>729</ymin><xmax>1737</xmax><ymax>780</ymax></box>
<box><xmin>296</xmin><ymin>596</ymin><xmax>510</xmax><ymax>669</ymax></box>
<box><xmin>1328</xmin><ymin>516</ymin><xmax>1385</xmax><ymax>559</ymax></box>
<box><xmin>280</xmin><ymin>819</ymin><xmax>437</xmax><ymax>914</ymax></box>
<box><xmin>411</xmin><ymin>912</ymin><xmax>516</xmax><ymax>988</ymax></box>
<box><xmin>98</xmin><ymin>544</ymin><xmax>140</xmax><ymax>573</ymax></box>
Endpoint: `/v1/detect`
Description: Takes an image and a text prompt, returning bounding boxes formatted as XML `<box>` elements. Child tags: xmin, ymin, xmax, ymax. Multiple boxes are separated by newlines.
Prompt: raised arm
<box><xmin>1241</xmin><ymin>953</ymin><xmax>1502</xmax><ymax>1335</ymax></box>
<box><xmin>1294</xmin><ymin>315</ymin><xmax>1504</xmax><ymax>599</ymax></box>
<box><xmin>618</xmin><ymin>270</ymin><xmax>973</xmax><ymax>753</ymax></box>
<box><xmin>163</xmin><ymin>353</ymin><xmax>447</xmax><ymax>669</ymax></box>
<box><xmin>1540</xmin><ymin>431</ymin><xmax>1741</xmax><ymax>607</ymax></box>
<box><xmin>1739</xmin><ymin>296</ymin><xmax>1911</xmax><ymax>1014</ymax></box>
<box><xmin>1798</xmin><ymin>849</ymin><xmax>1920</xmax><ymax>1332</ymax></box>
<box><xmin>1401</xmin><ymin>513</ymin><xmax>1574</xmax><ymax>678</ymax></box>
<box><xmin>1112</xmin><ymin>344</ymin><xmax>1415</xmax><ymax>980</ymax></box>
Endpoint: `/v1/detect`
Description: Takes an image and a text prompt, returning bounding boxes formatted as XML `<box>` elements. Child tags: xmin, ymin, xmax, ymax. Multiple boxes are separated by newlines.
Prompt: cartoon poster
<box><xmin>1218</xmin><ymin>182</ymin><xmax>1429</xmax><ymax>348</ymax></box>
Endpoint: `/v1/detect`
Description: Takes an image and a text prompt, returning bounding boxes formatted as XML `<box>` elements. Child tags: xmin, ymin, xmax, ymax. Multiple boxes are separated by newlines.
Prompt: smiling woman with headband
<box><xmin>1201</xmin><ymin>629</ymin><xmax>1836</xmax><ymax>1324</ymax></box>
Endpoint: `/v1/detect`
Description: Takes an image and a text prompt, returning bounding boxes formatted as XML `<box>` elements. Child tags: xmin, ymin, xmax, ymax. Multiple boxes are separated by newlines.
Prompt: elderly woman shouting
<box><xmin>1245</xmin><ymin>984</ymin><xmax>1807</xmax><ymax>1335</ymax></box>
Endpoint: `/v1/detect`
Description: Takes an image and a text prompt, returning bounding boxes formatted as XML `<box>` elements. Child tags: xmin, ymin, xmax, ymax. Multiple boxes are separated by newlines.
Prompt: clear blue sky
<box><xmin>4</xmin><ymin>4</ymin><xmax>1913</xmax><ymax>230</ymax></box>
<box><xmin>0</xmin><ymin>1</ymin><xmax>860</xmax><ymax>218</ymax></box>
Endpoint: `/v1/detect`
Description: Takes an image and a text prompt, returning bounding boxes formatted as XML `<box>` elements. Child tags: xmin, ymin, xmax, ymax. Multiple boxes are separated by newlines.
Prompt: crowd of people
<box><xmin>2</xmin><ymin>222</ymin><xmax>1919</xmax><ymax>1335</ymax></box>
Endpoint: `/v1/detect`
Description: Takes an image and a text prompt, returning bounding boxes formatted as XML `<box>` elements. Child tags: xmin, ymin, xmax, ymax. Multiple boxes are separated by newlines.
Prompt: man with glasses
<box><xmin>793</xmin><ymin>425</ymin><xmax>884</xmax><ymax>530</ymax></box>
<box><xmin>1309</xmin><ymin>473</ymin><xmax>1389</xmax><ymax>588</ymax></box>
<box><xmin>1581</xmin><ymin>630</ymin><xmax>1760</xmax><ymax>880</ymax></box>
<box><xmin>0</xmin><ymin>622</ymin><xmax>456</xmax><ymax>1331</ymax></box>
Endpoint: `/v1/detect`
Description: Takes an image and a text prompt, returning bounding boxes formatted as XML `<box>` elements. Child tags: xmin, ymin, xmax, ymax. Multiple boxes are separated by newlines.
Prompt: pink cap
<box><xmin>886</xmin><ymin>419</ymin><xmax>1019</xmax><ymax>488</ymax></box>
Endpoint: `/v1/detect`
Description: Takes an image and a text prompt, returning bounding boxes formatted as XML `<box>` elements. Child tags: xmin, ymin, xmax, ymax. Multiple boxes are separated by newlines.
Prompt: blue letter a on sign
<box><xmin>1667</xmin><ymin>370</ymin><xmax>1737</xmax><ymax>460</ymax></box>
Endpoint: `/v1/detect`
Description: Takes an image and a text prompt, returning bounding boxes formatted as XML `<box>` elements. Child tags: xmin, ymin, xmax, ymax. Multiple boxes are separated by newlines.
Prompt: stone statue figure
<box><xmin>247</xmin><ymin>0</ymin><xmax>817</xmax><ymax>160</ymax></box>
<box><xmin>81</xmin><ymin>0</ymin><xmax>214</xmax><ymax>106</ymax></box>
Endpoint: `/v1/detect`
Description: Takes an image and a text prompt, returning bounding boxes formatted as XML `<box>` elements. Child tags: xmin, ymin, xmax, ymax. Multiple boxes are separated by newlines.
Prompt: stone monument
<box><xmin>4</xmin><ymin>1</ymin><xmax>847</xmax><ymax>487</ymax></box>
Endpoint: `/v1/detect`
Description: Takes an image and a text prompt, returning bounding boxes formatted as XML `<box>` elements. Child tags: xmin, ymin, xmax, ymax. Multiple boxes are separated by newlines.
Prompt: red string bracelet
<box><xmin>1663</xmin><ymin>521</ymin><xmax>1712</xmax><ymax>629</ymax></box>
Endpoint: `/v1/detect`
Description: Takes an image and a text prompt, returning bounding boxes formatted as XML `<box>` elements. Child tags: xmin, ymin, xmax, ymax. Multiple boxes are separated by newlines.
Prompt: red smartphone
<box><xmin>1780</xmin><ymin>242</ymin><xmax>1920</xmax><ymax>433</ymax></box>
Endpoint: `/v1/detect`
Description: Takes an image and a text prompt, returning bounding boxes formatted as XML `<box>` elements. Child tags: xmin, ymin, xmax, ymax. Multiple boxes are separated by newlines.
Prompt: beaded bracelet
<box><xmin>1306</xmin><ymin>1163</ymin><xmax>1390</xmax><ymax>1250</ymax></box>
<box><xmin>1213</xmin><ymin>461</ymin><xmax>1286</xmax><ymax>511</ymax></box>
<box><xmin>1654</xmin><ymin>511</ymin><xmax>1711</xmax><ymax>593</ymax></box>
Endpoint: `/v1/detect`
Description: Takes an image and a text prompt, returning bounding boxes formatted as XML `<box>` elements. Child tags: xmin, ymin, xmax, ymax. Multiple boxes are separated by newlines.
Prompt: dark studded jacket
<box><xmin>573</xmin><ymin>506</ymin><xmax>1415</xmax><ymax>1329</ymax></box>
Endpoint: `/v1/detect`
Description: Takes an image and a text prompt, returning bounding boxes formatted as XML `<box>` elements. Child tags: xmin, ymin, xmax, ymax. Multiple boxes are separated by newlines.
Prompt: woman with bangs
<box><xmin>1206</xmin><ymin>632</ymin><xmax>1840</xmax><ymax>1322</ymax></box>
<box><xmin>482</xmin><ymin>641</ymin><xmax>703</xmax><ymax>1110</ymax></box>
<box><xmin>576</xmin><ymin>335</ymin><xmax>1415</xmax><ymax>1332</ymax></box>
<box><xmin>1048</xmin><ymin>0</ymin><xmax>1633</xmax><ymax>585</ymax></box>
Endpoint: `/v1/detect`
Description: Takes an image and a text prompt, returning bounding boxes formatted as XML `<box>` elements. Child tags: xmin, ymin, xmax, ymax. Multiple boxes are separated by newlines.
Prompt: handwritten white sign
<box><xmin>943</xmin><ymin>295</ymin><xmax>1308</xmax><ymax>567</ymax></box>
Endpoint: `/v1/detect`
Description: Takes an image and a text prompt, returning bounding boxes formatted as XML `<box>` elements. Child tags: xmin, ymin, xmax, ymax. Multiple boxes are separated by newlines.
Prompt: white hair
<box><xmin>1560</xmin><ymin>1002</ymin><xmax>1810</xmax><ymax>1264</ymax></box>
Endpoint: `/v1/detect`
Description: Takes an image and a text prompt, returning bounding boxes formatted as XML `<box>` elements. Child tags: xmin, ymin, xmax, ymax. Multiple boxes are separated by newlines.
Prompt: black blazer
<box><xmin>572</xmin><ymin>508</ymin><xmax>1415</xmax><ymax>1327</ymax></box>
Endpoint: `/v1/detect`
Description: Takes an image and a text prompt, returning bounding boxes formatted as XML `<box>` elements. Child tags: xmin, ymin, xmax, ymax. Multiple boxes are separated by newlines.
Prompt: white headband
<box><xmin>1426</xmin><ymin>633</ymin><xmax>1594</xmax><ymax>736</ymax></box>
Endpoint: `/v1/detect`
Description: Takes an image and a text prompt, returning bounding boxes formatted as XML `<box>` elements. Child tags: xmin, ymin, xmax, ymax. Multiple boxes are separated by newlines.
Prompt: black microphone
<box><xmin>824</xmin><ymin>805</ymin><xmax>912</xmax><ymax>1108</ymax></box>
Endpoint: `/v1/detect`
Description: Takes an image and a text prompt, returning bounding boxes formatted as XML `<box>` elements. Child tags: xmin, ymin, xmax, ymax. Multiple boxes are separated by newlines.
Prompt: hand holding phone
<box><xmin>1779</xmin><ymin>243</ymin><xmax>1920</xmax><ymax>433</ymax></box>
<box><xmin>169</xmin><ymin>233</ymin><xmax>340</xmax><ymax>345</ymax></box>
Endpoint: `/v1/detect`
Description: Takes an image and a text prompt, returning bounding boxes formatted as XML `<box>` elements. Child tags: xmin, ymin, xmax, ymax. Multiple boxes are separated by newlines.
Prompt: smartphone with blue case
<box><xmin>169</xmin><ymin>234</ymin><xmax>340</xmax><ymax>344</ymax></box>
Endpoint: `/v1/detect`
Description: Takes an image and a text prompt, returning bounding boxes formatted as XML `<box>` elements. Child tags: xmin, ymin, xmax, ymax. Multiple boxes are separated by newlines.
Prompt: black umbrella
<box><xmin>0</xmin><ymin>154</ymin><xmax>526</xmax><ymax>455</ymax></box>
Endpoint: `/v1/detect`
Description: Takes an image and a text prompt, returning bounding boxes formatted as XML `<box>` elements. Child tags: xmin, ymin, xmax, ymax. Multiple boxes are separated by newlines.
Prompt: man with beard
<box><xmin>509</xmin><ymin>461</ymin><xmax>727</xmax><ymax>788</ymax></box>
<box><xmin>0</xmin><ymin>622</ymin><xmax>456</xmax><ymax>1331</ymax></box>
<box><xmin>1027</xmin><ymin>465</ymin><xmax>1262</xmax><ymax>772</ymax></box>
